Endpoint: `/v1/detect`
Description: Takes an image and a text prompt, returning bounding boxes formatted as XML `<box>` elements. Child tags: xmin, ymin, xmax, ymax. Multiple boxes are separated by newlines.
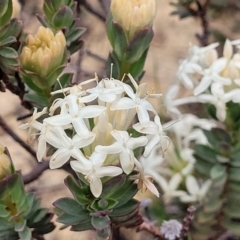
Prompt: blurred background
<box><xmin>1</xmin><ymin>0</ymin><xmax>240</xmax><ymax>239</ymax></box>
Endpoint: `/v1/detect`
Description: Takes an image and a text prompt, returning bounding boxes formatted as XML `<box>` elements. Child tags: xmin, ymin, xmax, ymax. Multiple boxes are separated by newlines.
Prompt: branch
<box><xmin>0</xmin><ymin>70</ymin><xmax>33</xmax><ymax>110</ymax></box>
<box><xmin>23</xmin><ymin>160</ymin><xmax>49</xmax><ymax>184</ymax></box>
<box><xmin>0</xmin><ymin>115</ymin><xmax>36</xmax><ymax>159</ymax></box>
<box><xmin>195</xmin><ymin>0</ymin><xmax>211</xmax><ymax>46</ymax></box>
<box><xmin>136</xmin><ymin>217</ymin><xmax>165</xmax><ymax>239</ymax></box>
<box><xmin>85</xmin><ymin>49</ymin><xmax>107</xmax><ymax>63</ymax></box>
<box><xmin>178</xmin><ymin>206</ymin><xmax>196</xmax><ymax>240</ymax></box>
<box><xmin>98</xmin><ymin>0</ymin><xmax>110</xmax><ymax>15</ymax></box>
<box><xmin>77</xmin><ymin>0</ymin><xmax>106</xmax><ymax>22</ymax></box>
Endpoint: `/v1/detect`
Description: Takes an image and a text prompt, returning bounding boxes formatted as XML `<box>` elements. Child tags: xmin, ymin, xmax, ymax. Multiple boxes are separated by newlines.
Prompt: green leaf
<box><xmin>91</xmin><ymin>216</ymin><xmax>110</xmax><ymax>230</ymax></box>
<box><xmin>64</xmin><ymin>175</ymin><xmax>90</xmax><ymax>206</ymax></box>
<box><xmin>203</xmin><ymin>199</ymin><xmax>223</xmax><ymax>213</ymax></box>
<box><xmin>24</xmin><ymin>90</ymin><xmax>50</xmax><ymax>107</ymax></box>
<box><xmin>70</xmin><ymin>220</ymin><xmax>94</xmax><ymax>231</ymax></box>
<box><xmin>229</xmin><ymin>167</ymin><xmax>240</xmax><ymax>182</ymax></box>
<box><xmin>124</xmin><ymin>28</ymin><xmax>153</xmax><ymax>64</ymax></box>
<box><xmin>0</xmin><ymin>47</ymin><xmax>18</xmax><ymax>59</ymax></box>
<box><xmin>203</xmin><ymin>128</ymin><xmax>231</xmax><ymax>151</ymax></box>
<box><xmin>52</xmin><ymin>6</ymin><xmax>73</xmax><ymax>29</ymax></box>
<box><xmin>53</xmin><ymin>198</ymin><xmax>86</xmax><ymax>216</ymax></box>
<box><xmin>100</xmin><ymin>175</ymin><xmax>126</xmax><ymax>199</ymax></box>
<box><xmin>222</xmin><ymin>218</ymin><xmax>240</xmax><ymax>235</ymax></box>
<box><xmin>0</xmin><ymin>36</ymin><xmax>16</xmax><ymax>47</ymax></box>
<box><xmin>129</xmin><ymin>48</ymin><xmax>148</xmax><ymax>80</ymax></box>
<box><xmin>18</xmin><ymin>226</ymin><xmax>31</xmax><ymax>240</ymax></box>
<box><xmin>110</xmin><ymin>199</ymin><xmax>139</xmax><ymax>217</ymax></box>
<box><xmin>28</xmin><ymin>208</ymin><xmax>48</xmax><ymax>224</ymax></box>
<box><xmin>210</xmin><ymin>164</ymin><xmax>227</xmax><ymax>180</ymax></box>
<box><xmin>66</xmin><ymin>27</ymin><xmax>86</xmax><ymax>46</ymax></box>
<box><xmin>107</xmin><ymin>13</ymin><xmax>128</xmax><ymax>61</ymax></box>
<box><xmin>106</xmin><ymin>52</ymin><xmax>120</xmax><ymax>79</ymax></box>
<box><xmin>194</xmin><ymin>144</ymin><xmax>217</xmax><ymax>164</ymax></box>
<box><xmin>0</xmin><ymin>0</ymin><xmax>12</xmax><ymax>28</ymax></box>
<box><xmin>53</xmin><ymin>72</ymin><xmax>73</xmax><ymax>91</ymax></box>
<box><xmin>57</xmin><ymin>212</ymin><xmax>89</xmax><ymax>225</ymax></box>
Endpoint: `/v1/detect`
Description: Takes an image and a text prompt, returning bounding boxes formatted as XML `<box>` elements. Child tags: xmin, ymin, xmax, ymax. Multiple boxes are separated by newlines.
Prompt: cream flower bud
<box><xmin>0</xmin><ymin>144</ymin><xmax>12</xmax><ymax>180</ymax></box>
<box><xmin>12</xmin><ymin>0</ymin><xmax>21</xmax><ymax>18</ymax></box>
<box><xmin>20</xmin><ymin>26</ymin><xmax>66</xmax><ymax>78</ymax></box>
<box><xmin>111</xmin><ymin>0</ymin><xmax>156</xmax><ymax>39</ymax></box>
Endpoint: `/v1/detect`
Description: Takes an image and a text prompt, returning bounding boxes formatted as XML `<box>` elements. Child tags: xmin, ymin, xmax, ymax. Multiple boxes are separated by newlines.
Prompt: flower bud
<box><xmin>12</xmin><ymin>0</ymin><xmax>21</xmax><ymax>18</ymax></box>
<box><xmin>0</xmin><ymin>144</ymin><xmax>13</xmax><ymax>180</ymax></box>
<box><xmin>20</xmin><ymin>26</ymin><xmax>66</xmax><ymax>79</ymax></box>
<box><xmin>111</xmin><ymin>0</ymin><xmax>156</xmax><ymax>39</ymax></box>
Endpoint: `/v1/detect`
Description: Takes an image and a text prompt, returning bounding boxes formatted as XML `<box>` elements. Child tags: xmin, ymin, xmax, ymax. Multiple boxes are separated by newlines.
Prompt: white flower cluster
<box><xmin>20</xmin><ymin>74</ymin><xmax>163</xmax><ymax>198</ymax></box>
<box><xmin>150</xmin><ymin>114</ymin><xmax>214</xmax><ymax>203</ymax></box>
<box><xmin>168</xmin><ymin>39</ymin><xmax>240</xmax><ymax>121</ymax></box>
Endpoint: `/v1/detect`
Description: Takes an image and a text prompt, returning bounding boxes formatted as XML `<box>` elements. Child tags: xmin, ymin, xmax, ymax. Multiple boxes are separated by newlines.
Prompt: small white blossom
<box><xmin>161</xmin><ymin>219</ymin><xmax>182</xmax><ymax>240</ymax></box>
<box><xmin>180</xmin><ymin>175</ymin><xmax>212</xmax><ymax>203</ymax></box>
<box><xmin>70</xmin><ymin>151</ymin><xmax>122</xmax><ymax>197</ymax></box>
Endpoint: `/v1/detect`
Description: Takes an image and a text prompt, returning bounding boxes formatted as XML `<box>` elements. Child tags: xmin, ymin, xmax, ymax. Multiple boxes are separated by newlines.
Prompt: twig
<box><xmin>217</xmin><ymin>231</ymin><xmax>237</xmax><ymax>240</ymax></box>
<box><xmin>75</xmin><ymin>47</ymin><xmax>84</xmax><ymax>84</ymax></box>
<box><xmin>136</xmin><ymin>217</ymin><xmax>165</xmax><ymax>239</ymax></box>
<box><xmin>195</xmin><ymin>0</ymin><xmax>211</xmax><ymax>46</ymax></box>
<box><xmin>0</xmin><ymin>70</ymin><xmax>32</xmax><ymax>110</ymax></box>
<box><xmin>178</xmin><ymin>206</ymin><xmax>196</xmax><ymax>240</ymax></box>
<box><xmin>23</xmin><ymin>160</ymin><xmax>49</xmax><ymax>184</ymax></box>
<box><xmin>77</xmin><ymin>0</ymin><xmax>106</xmax><ymax>22</ymax></box>
<box><xmin>98</xmin><ymin>0</ymin><xmax>110</xmax><ymax>15</ymax></box>
<box><xmin>0</xmin><ymin>115</ymin><xmax>36</xmax><ymax>159</ymax></box>
<box><xmin>86</xmin><ymin>49</ymin><xmax>107</xmax><ymax>63</ymax></box>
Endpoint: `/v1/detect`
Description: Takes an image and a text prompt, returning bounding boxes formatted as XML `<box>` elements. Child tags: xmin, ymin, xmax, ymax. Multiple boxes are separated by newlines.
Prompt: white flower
<box><xmin>194</xmin><ymin>58</ymin><xmax>231</xmax><ymax>96</ymax></box>
<box><xmin>161</xmin><ymin>219</ymin><xmax>182</xmax><ymax>240</ymax></box>
<box><xmin>44</xmin><ymin>127</ymin><xmax>95</xmax><ymax>169</ymax></box>
<box><xmin>133</xmin><ymin>115</ymin><xmax>169</xmax><ymax>157</ymax></box>
<box><xmin>197</xmin><ymin>83</ymin><xmax>240</xmax><ymax>121</ymax></box>
<box><xmin>180</xmin><ymin>175</ymin><xmax>212</xmax><ymax>203</ymax></box>
<box><xmin>176</xmin><ymin>59</ymin><xmax>202</xmax><ymax>89</ymax></box>
<box><xmin>70</xmin><ymin>151</ymin><xmax>123</xmax><ymax>197</ymax></box>
<box><xmin>131</xmin><ymin>158</ymin><xmax>160</xmax><ymax>197</ymax></box>
<box><xmin>96</xmin><ymin>130</ymin><xmax>148</xmax><ymax>174</ymax></box>
<box><xmin>111</xmin><ymin>74</ymin><xmax>161</xmax><ymax>124</ymax></box>
<box><xmin>189</xmin><ymin>42</ymin><xmax>219</xmax><ymax>65</ymax></box>
<box><xmin>19</xmin><ymin>107</ymin><xmax>47</xmax><ymax>142</ymax></box>
<box><xmin>154</xmin><ymin>173</ymin><xmax>186</xmax><ymax>203</ymax></box>
<box><xmin>45</xmin><ymin>94</ymin><xmax>106</xmax><ymax>137</ymax></box>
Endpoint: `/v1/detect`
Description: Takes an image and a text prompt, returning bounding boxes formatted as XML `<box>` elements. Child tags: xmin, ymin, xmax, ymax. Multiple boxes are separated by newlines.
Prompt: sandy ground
<box><xmin>0</xmin><ymin>0</ymin><xmax>234</xmax><ymax>239</ymax></box>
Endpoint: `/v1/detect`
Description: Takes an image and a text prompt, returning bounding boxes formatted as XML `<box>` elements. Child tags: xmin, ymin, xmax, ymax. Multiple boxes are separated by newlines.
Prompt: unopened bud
<box><xmin>111</xmin><ymin>0</ymin><xmax>156</xmax><ymax>40</ymax></box>
<box><xmin>0</xmin><ymin>144</ymin><xmax>13</xmax><ymax>180</ymax></box>
<box><xmin>20</xmin><ymin>26</ymin><xmax>66</xmax><ymax>78</ymax></box>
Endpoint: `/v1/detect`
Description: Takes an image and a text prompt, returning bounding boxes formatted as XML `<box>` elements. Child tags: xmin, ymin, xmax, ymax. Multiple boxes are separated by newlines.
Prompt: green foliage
<box><xmin>54</xmin><ymin>174</ymin><xmax>142</xmax><ymax>239</ymax></box>
<box><xmin>191</xmin><ymin>127</ymin><xmax>240</xmax><ymax>239</ymax></box>
<box><xmin>106</xmin><ymin>12</ymin><xmax>153</xmax><ymax>82</ymax></box>
<box><xmin>0</xmin><ymin>173</ymin><xmax>55</xmax><ymax>240</ymax></box>
<box><xmin>38</xmin><ymin>0</ymin><xmax>85</xmax><ymax>54</ymax></box>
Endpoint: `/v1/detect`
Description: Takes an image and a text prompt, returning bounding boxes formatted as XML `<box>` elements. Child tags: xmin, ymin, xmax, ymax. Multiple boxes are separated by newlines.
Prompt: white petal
<box><xmin>80</xmin><ymin>105</ymin><xmax>106</xmax><ymax>118</ymax></box>
<box><xmin>110</xmin><ymin>97</ymin><xmax>135</xmax><ymax>110</ymax></box>
<box><xmin>169</xmin><ymin>173</ymin><xmax>182</xmax><ymax>190</ymax></box>
<box><xmin>194</xmin><ymin>76</ymin><xmax>211</xmax><ymax>96</ymax></box>
<box><xmin>95</xmin><ymin>142</ymin><xmax>123</xmax><ymax>154</ymax></box>
<box><xmin>98</xmin><ymin>166</ymin><xmax>123</xmax><ymax>178</ymax></box>
<box><xmin>127</xmin><ymin>136</ymin><xmax>148</xmax><ymax>149</ymax></box>
<box><xmin>186</xmin><ymin>175</ymin><xmax>199</xmax><ymax>195</ymax></box>
<box><xmin>90</xmin><ymin>175</ymin><xmax>102</xmax><ymax>198</ymax></box>
<box><xmin>49</xmin><ymin>149</ymin><xmax>70</xmax><ymax>169</ymax></box>
<box><xmin>199</xmin><ymin>180</ymin><xmax>212</xmax><ymax>197</ymax></box>
<box><xmin>37</xmin><ymin>136</ymin><xmax>46</xmax><ymax>162</ymax></box>
<box><xmin>136</xmin><ymin>105</ymin><xmax>150</xmax><ymax>124</ymax></box>
<box><xmin>120</xmin><ymin>150</ymin><xmax>134</xmax><ymax>174</ymax></box>
<box><xmin>144</xmin><ymin>135</ymin><xmax>161</xmax><ymax>158</ymax></box>
<box><xmin>45</xmin><ymin>114</ymin><xmax>72</xmax><ymax>126</ymax></box>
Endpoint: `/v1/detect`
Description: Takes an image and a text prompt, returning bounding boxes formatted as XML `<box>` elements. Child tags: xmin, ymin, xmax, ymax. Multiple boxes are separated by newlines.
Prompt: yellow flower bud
<box><xmin>0</xmin><ymin>144</ymin><xmax>12</xmax><ymax>180</ymax></box>
<box><xmin>12</xmin><ymin>0</ymin><xmax>21</xmax><ymax>18</ymax></box>
<box><xmin>111</xmin><ymin>0</ymin><xmax>156</xmax><ymax>39</ymax></box>
<box><xmin>20</xmin><ymin>26</ymin><xmax>66</xmax><ymax>78</ymax></box>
